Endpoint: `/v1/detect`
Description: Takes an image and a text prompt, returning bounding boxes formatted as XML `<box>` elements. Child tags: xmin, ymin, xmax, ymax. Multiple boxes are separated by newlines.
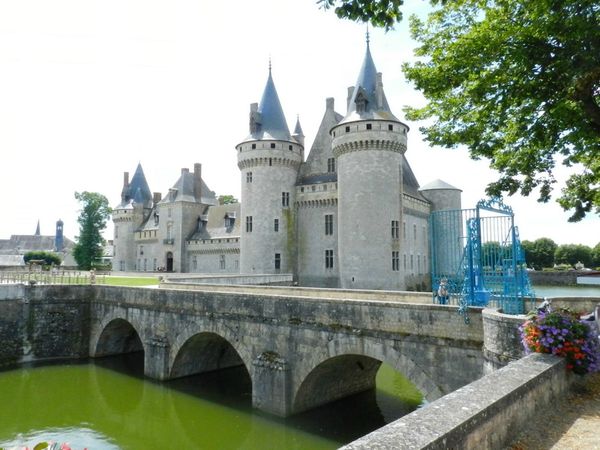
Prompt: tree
<box><xmin>554</xmin><ymin>244</ymin><xmax>593</xmax><ymax>268</ymax></box>
<box><xmin>592</xmin><ymin>242</ymin><xmax>600</xmax><ymax>268</ymax></box>
<box><xmin>217</xmin><ymin>195</ymin><xmax>238</xmax><ymax>205</ymax></box>
<box><xmin>402</xmin><ymin>0</ymin><xmax>600</xmax><ymax>221</ymax></box>
<box><xmin>23</xmin><ymin>251</ymin><xmax>62</xmax><ymax>267</ymax></box>
<box><xmin>318</xmin><ymin>0</ymin><xmax>405</xmax><ymax>30</ymax></box>
<box><xmin>521</xmin><ymin>237</ymin><xmax>557</xmax><ymax>270</ymax></box>
<box><xmin>72</xmin><ymin>191</ymin><xmax>111</xmax><ymax>270</ymax></box>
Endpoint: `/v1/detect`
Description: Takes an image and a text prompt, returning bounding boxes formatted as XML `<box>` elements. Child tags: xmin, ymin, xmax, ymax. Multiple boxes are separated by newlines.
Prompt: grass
<box><xmin>98</xmin><ymin>276</ymin><xmax>160</xmax><ymax>287</ymax></box>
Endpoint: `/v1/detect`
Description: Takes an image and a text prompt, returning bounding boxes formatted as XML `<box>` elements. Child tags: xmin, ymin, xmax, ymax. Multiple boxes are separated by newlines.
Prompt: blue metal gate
<box><xmin>430</xmin><ymin>198</ymin><xmax>534</xmax><ymax>320</ymax></box>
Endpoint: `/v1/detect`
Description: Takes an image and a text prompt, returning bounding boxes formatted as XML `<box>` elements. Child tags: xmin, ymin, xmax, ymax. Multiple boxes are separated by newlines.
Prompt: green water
<box><xmin>0</xmin><ymin>355</ymin><xmax>421</xmax><ymax>450</ymax></box>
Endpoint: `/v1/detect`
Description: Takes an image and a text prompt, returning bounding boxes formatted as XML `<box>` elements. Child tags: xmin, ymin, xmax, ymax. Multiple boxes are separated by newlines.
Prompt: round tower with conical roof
<box><xmin>112</xmin><ymin>163</ymin><xmax>153</xmax><ymax>271</ymax></box>
<box><xmin>236</xmin><ymin>66</ymin><xmax>303</xmax><ymax>275</ymax></box>
<box><xmin>331</xmin><ymin>38</ymin><xmax>409</xmax><ymax>290</ymax></box>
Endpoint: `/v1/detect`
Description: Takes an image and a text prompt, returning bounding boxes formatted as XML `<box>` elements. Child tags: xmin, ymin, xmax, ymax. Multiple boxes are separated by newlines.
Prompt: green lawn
<box><xmin>99</xmin><ymin>276</ymin><xmax>160</xmax><ymax>287</ymax></box>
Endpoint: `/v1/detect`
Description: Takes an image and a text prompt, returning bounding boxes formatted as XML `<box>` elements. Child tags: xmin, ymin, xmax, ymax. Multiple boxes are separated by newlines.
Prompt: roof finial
<box><xmin>268</xmin><ymin>55</ymin><xmax>272</xmax><ymax>74</ymax></box>
<box><xmin>366</xmin><ymin>24</ymin><xmax>370</xmax><ymax>48</ymax></box>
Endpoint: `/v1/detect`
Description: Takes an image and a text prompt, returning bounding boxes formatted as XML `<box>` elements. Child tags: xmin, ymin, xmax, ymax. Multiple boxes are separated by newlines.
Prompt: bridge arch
<box><xmin>292</xmin><ymin>336</ymin><xmax>443</xmax><ymax>415</ymax></box>
<box><xmin>169</xmin><ymin>321</ymin><xmax>253</xmax><ymax>380</ymax></box>
<box><xmin>92</xmin><ymin>317</ymin><xmax>145</xmax><ymax>358</ymax></box>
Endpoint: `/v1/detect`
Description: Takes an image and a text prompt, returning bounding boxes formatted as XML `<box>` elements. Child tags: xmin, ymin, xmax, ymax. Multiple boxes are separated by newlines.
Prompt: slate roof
<box><xmin>158</xmin><ymin>171</ymin><xmax>217</xmax><ymax>205</ymax></box>
<box><xmin>0</xmin><ymin>235</ymin><xmax>75</xmax><ymax>254</ymax></box>
<box><xmin>118</xmin><ymin>163</ymin><xmax>153</xmax><ymax>209</ymax></box>
<box><xmin>242</xmin><ymin>68</ymin><xmax>292</xmax><ymax>142</ymax></box>
<box><xmin>341</xmin><ymin>41</ymin><xmax>399</xmax><ymax>124</ymax></box>
<box><xmin>419</xmin><ymin>179</ymin><xmax>462</xmax><ymax>192</ymax></box>
<box><xmin>188</xmin><ymin>203</ymin><xmax>241</xmax><ymax>241</ymax></box>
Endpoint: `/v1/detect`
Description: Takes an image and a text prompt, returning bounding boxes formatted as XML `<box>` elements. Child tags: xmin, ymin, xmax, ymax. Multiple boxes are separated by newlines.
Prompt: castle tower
<box><xmin>236</xmin><ymin>65</ymin><xmax>303</xmax><ymax>274</ymax></box>
<box><xmin>112</xmin><ymin>163</ymin><xmax>153</xmax><ymax>271</ymax></box>
<box><xmin>331</xmin><ymin>37</ymin><xmax>409</xmax><ymax>290</ymax></box>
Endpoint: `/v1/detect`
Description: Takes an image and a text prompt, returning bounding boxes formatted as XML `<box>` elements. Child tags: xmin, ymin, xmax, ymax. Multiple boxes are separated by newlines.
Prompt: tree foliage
<box><xmin>403</xmin><ymin>0</ymin><xmax>600</xmax><ymax>221</ymax></box>
<box><xmin>591</xmin><ymin>242</ymin><xmax>600</xmax><ymax>268</ymax></box>
<box><xmin>317</xmin><ymin>0</ymin><xmax>405</xmax><ymax>30</ymax></box>
<box><xmin>554</xmin><ymin>244</ymin><xmax>593</xmax><ymax>268</ymax></box>
<box><xmin>72</xmin><ymin>191</ymin><xmax>111</xmax><ymax>270</ymax></box>
<box><xmin>23</xmin><ymin>251</ymin><xmax>62</xmax><ymax>267</ymax></box>
<box><xmin>217</xmin><ymin>194</ymin><xmax>238</xmax><ymax>205</ymax></box>
<box><xmin>521</xmin><ymin>237</ymin><xmax>557</xmax><ymax>270</ymax></box>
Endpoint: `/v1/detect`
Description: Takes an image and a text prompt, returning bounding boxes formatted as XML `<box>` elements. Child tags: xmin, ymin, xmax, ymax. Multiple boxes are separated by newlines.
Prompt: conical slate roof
<box><xmin>293</xmin><ymin>116</ymin><xmax>304</xmax><ymax>137</ymax></box>
<box><xmin>244</xmin><ymin>67</ymin><xmax>291</xmax><ymax>142</ymax></box>
<box><xmin>342</xmin><ymin>40</ymin><xmax>398</xmax><ymax>123</ymax></box>
<box><xmin>419</xmin><ymin>179</ymin><xmax>462</xmax><ymax>192</ymax></box>
<box><xmin>120</xmin><ymin>163</ymin><xmax>153</xmax><ymax>209</ymax></box>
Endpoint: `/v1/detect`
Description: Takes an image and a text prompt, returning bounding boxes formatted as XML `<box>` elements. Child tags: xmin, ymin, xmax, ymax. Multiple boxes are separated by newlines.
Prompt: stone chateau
<box><xmin>112</xmin><ymin>40</ymin><xmax>462</xmax><ymax>290</ymax></box>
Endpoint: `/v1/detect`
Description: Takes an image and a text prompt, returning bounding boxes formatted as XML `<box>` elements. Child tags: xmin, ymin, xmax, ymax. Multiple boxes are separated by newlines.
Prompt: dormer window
<box><xmin>224</xmin><ymin>212</ymin><xmax>236</xmax><ymax>229</ymax></box>
<box><xmin>355</xmin><ymin>88</ymin><xmax>368</xmax><ymax>113</ymax></box>
<box><xmin>270</xmin><ymin>143</ymin><xmax>276</xmax><ymax>149</ymax></box>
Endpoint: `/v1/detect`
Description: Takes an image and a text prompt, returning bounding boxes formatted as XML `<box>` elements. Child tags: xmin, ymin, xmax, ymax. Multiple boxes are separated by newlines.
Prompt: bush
<box><xmin>23</xmin><ymin>251</ymin><xmax>62</xmax><ymax>267</ymax></box>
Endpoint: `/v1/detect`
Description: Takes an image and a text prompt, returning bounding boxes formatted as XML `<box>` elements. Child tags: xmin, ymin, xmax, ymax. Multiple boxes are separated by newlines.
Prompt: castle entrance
<box><xmin>166</xmin><ymin>252</ymin><xmax>174</xmax><ymax>272</ymax></box>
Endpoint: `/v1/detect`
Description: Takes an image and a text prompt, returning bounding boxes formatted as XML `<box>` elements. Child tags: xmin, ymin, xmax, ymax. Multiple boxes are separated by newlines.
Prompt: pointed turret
<box><xmin>292</xmin><ymin>115</ymin><xmax>305</xmax><ymax>147</ymax></box>
<box><xmin>342</xmin><ymin>36</ymin><xmax>398</xmax><ymax>123</ymax></box>
<box><xmin>245</xmin><ymin>65</ymin><xmax>291</xmax><ymax>141</ymax></box>
<box><xmin>124</xmin><ymin>163</ymin><xmax>153</xmax><ymax>209</ymax></box>
<box><xmin>34</xmin><ymin>220</ymin><xmax>40</xmax><ymax>236</ymax></box>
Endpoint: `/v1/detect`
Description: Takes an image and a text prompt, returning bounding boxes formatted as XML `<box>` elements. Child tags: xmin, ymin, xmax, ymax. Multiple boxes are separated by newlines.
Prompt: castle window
<box><xmin>392</xmin><ymin>251</ymin><xmax>399</xmax><ymax>271</ymax></box>
<box><xmin>325</xmin><ymin>249</ymin><xmax>334</xmax><ymax>269</ymax></box>
<box><xmin>289</xmin><ymin>145</ymin><xmax>293</xmax><ymax>150</ymax></box>
<box><xmin>192</xmin><ymin>256</ymin><xmax>197</xmax><ymax>271</ymax></box>
<box><xmin>143</xmin><ymin>259</ymin><xmax>147</xmax><ymax>271</ymax></box>
<box><xmin>327</xmin><ymin>157</ymin><xmax>336</xmax><ymax>173</ymax></box>
<box><xmin>153</xmin><ymin>258</ymin><xmax>157</xmax><ymax>271</ymax></box>
<box><xmin>139</xmin><ymin>245</ymin><xmax>144</xmax><ymax>256</ymax></box>
<box><xmin>391</xmin><ymin>220</ymin><xmax>399</xmax><ymax>239</ymax></box>
<box><xmin>366</xmin><ymin>123</ymin><xmax>372</xmax><ymax>130</ymax></box>
<box><xmin>282</xmin><ymin>192</ymin><xmax>289</xmax><ymax>207</ymax></box>
<box><xmin>417</xmin><ymin>255</ymin><xmax>421</xmax><ymax>275</ymax></box>
<box><xmin>115</xmin><ymin>226</ymin><xmax>118</xmax><ymax>238</ymax></box>
<box><xmin>274</xmin><ymin>253</ymin><xmax>281</xmax><ymax>270</ymax></box>
<box><xmin>403</xmin><ymin>254</ymin><xmax>407</xmax><ymax>270</ymax></box>
<box><xmin>252</xmin><ymin>143</ymin><xmax>256</xmax><ymax>149</ymax></box>
<box><xmin>345</xmin><ymin>126</ymin><xmax>350</xmax><ymax>132</ymax></box>
<box><xmin>410</xmin><ymin>254</ymin><xmax>414</xmax><ymax>272</ymax></box>
<box><xmin>325</xmin><ymin>214</ymin><xmax>333</xmax><ymax>235</ymax></box>
<box><xmin>220</xmin><ymin>255</ymin><xmax>226</xmax><ymax>270</ymax></box>
<box><xmin>413</xmin><ymin>224</ymin><xmax>417</xmax><ymax>241</ymax></box>
<box><xmin>246</xmin><ymin>216</ymin><xmax>253</xmax><ymax>232</ymax></box>
<box><xmin>388</xmin><ymin>124</ymin><xmax>394</xmax><ymax>131</ymax></box>
<box><xmin>269</xmin><ymin>158</ymin><xmax>272</xmax><ymax>166</ymax></box>
<box><xmin>300</xmin><ymin>187</ymin><xmax>304</xmax><ymax>192</ymax></box>
<box><xmin>274</xmin><ymin>218</ymin><xmax>279</xmax><ymax>232</ymax></box>
<box><xmin>120</xmin><ymin>261</ymin><xmax>125</xmax><ymax>271</ymax></box>
<box><xmin>168</xmin><ymin>208</ymin><xmax>172</xmax><ymax>218</ymax></box>
<box><xmin>403</xmin><ymin>221</ymin><xmax>406</xmax><ymax>240</ymax></box>
<box><xmin>246</xmin><ymin>172</ymin><xmax>253</xmax><ymax>183</ymax></box>
<box><xmin>270</xmin><ymin>143</ymin><xmax>276</xmax><ymax>149</ymax></box>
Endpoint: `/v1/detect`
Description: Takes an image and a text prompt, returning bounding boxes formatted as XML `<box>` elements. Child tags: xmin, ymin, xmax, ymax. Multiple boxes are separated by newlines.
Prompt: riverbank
<box><xmin>507</xmin><ymin>372</ymin><xmax>600</xmax><ymax>450</ymax></box>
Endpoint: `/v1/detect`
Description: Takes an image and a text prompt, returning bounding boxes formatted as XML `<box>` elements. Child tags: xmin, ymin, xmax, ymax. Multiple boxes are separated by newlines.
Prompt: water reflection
<box><xmin>1</xmin><ymin>355</ymin><xmax>421</xmax><ymax>449</ymax></box>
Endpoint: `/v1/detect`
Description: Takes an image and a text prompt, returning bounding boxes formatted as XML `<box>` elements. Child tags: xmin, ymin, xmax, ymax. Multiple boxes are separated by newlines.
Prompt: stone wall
<box><xmin>342</xmin><ymin>354</ymin><xmax>572</xmax><ymax>450</ymax></box>
<box><xmin>0</xmin><ymin>284</ymin><xmax>91</xmax><ymax>367</ymax></box>
<box><xmin>529</xmin><ymin>270</ymin><xmax>583</xmax><ymax>286</ymax></box>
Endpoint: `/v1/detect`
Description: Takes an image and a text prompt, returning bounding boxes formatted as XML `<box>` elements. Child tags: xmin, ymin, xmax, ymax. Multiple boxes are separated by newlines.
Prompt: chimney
<box><xmin>347</xmin><ymin>86</ymin><xmax>354</xmax><ymax>110</ymax></box>
<box><xmin>249</xmin><ymin>102</ymin><xmax>261</xmax><ymax>133</ymax></box>
<box><xmin>194</xmin><ymin>163</ymin><xmax>202</xmax><ymax>202</ymax></box>
<box><xmin>153</xmin><ymin>192</ymin><xmax>162</xmax><ymax>205</ymax></box>
<box><xmin>326</xmin><ymin>97</ymin><xmax>334</xmax><ymax>111</ymax></box>
<box><xmin>376</xmin><ymin>72</ymin><xmax>384</xmax><ymax>108</ymax></box>
<box><xmin>121</xmin><ymin>171</ymin><xmax>130</xmax><ymax>202</ymax></box>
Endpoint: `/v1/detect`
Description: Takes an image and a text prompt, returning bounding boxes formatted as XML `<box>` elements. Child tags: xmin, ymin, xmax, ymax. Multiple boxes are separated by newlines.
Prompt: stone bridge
<box><xmin>1</xmin><ymin>284</ymin><xmax>486</xmax><ymax>417</ymax></box>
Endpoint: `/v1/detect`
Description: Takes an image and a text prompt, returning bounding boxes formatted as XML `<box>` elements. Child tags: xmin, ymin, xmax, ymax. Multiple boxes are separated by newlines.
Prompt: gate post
<box><xmin>252</xmin><ymin>352</ymin><xmax>292</xmax><ymax>417</ymax></box>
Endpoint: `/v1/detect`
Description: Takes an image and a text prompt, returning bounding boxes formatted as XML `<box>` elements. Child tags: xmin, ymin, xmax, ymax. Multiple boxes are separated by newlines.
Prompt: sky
<box><xmin>0</xmin><ymin>0</ymin><xmax>598</xmax><ymax>247</ymax></box>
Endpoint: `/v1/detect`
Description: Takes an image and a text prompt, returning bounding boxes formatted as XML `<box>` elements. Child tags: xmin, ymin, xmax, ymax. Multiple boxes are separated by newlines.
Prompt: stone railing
<box><xmin>0</xmin><ymin>270</ymin><xmax>105</xmax><ymax>285</ymax></box>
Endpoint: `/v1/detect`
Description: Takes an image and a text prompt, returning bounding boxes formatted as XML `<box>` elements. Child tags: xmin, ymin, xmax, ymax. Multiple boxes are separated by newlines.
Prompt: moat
<box><xmin>0</xmin><ymin>355</ymin><xmax>421</xmax><ymax>449</ymax></box>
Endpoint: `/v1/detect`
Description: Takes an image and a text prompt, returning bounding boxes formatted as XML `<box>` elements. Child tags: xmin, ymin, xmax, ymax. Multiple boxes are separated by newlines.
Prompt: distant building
<box><xmin>0</xmin><ymin>220</ymin><xmax>75</xmax><ymax>266</ymax></box>
<box><xmin>112</xmin><ymin>39</ymin><xmax>462</xmax><ymax>290</ymax></box>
